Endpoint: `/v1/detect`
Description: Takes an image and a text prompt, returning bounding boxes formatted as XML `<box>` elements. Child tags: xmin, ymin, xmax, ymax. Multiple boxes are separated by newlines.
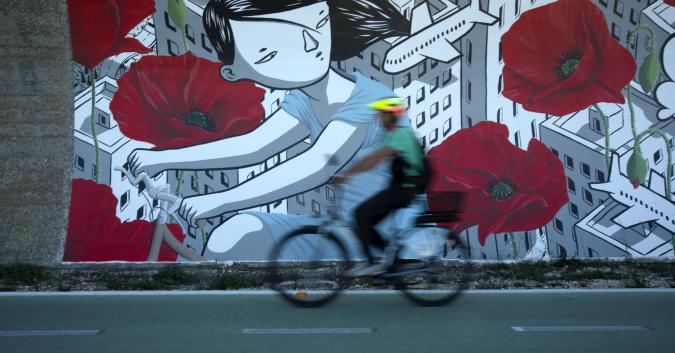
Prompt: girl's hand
<box><xmin>178</xmin><ymin>194</ymin><xmax>221</xmax><ymax>227</ymax></box>
<box><xmin>127</xmin><ymin>149</ymin><xmax>165</xmax><ymax>177</ymax></box>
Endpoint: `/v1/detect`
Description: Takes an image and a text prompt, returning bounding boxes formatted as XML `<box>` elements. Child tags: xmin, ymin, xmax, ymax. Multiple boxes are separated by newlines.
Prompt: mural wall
<box><xmin>64</xmin><ymin>0</ymin><xmax>675</xmax><ymax>262</ymax></box>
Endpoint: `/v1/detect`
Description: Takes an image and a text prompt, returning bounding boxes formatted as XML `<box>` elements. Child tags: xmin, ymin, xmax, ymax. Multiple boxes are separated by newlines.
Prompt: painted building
<box><xmin>152</xmin><ymin>0</ymin><xmax>293</xmax><ymax>257</ymax></box>
<box><xmin>336</xmin><ymin>1</ymin><xmax>462</xmax><ymax>151</ymax></box>
<box><xmin>540</xmin><ymin>80</ymin><xmax>674</xmax><ymax>258</ymax></box>
<box><xmin>64</xmin><ymin>0</ymin><xmax>675</xmax><ymax>262</ymax></box>
<box><xmin>449</xmin><ymin>0</ymin><xmax>557</xmax><ymax>259</ymax></box>
<box><xmin>636</xmin><ymin>1</ymin><xmax>675</xmax><ymax>105</ymax></box>
<box><xmin>72</xmin><ymin>77</ymin><xmax>157</xmax><ymax>223</ymax></box>
<box><xmin>72</xmin><ymin>18</ymin><xmax>156</xmax><ymax>96</ymax></box>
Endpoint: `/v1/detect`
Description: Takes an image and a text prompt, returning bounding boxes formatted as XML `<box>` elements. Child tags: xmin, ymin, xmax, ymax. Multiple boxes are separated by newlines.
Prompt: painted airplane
<box><xmin>590</xmin><ymin>153</ymin><xmax>675</xmax><ymax>233</ymax></box>
<box><xmin>382</xmin><ymin>0</ymin><xmax>497</xmax><ymax>74</ymax></box>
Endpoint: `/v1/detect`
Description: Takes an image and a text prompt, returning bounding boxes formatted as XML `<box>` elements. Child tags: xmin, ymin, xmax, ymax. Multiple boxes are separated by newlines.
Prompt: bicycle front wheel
<box><xmin>397</xmin><ymin>259</ymin><xmax>471</xmax><ymax>307</ymax></box>
<box><xmin>267</xmin><ymin>226</ymin><xmax>349</xmax><ymax>308</ymax></box>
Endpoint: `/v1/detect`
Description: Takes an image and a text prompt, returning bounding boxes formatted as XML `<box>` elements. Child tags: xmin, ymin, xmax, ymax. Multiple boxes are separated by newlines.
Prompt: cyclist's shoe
<box><xmin>345</xmin><ymin>262</ymin><xmax>388</xmax><ymax>277</ymax></box>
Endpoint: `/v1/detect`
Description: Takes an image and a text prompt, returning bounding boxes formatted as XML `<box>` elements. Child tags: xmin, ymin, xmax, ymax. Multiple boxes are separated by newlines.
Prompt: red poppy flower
<box><xmin>110</xmin><ymin>52</ymin><xmax>265</xmax><ymax>149</ymax></box>
<box><xmin>67</xmin><ymin>0</ymin><xmax>155</xmax><ymax>69</ymax></box>
<box><xmin>427</xmin><ymin>122</ymin><xmax>568</xmax><ymax>246</ymax></box>
<box><xmin>666</xmin><ymin>0</ymin><xmax>675</xmax><ymax>7</ymax></box>
<box><xmin>63</xmin><ymin>179</ymin><xmax>185</xmax><ymax>262</ymax></box>
<box><xmin>501</xmin><ymin>0</ymin><xmax>636</xmax><ymax>116</ymax></box>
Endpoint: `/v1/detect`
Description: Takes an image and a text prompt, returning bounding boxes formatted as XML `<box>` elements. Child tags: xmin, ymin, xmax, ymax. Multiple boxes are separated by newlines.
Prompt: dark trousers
<box><xmin>354</xmin><ymin>185</ymin><xmax>417</xmax><ymax>264</ymax></box>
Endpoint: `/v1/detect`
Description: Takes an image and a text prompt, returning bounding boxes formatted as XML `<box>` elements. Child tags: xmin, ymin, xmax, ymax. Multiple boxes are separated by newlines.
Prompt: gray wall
<box><xmin>0</xmin><ymin>0</ymin><xmax>72</xmax><ymax>263</ymax></box>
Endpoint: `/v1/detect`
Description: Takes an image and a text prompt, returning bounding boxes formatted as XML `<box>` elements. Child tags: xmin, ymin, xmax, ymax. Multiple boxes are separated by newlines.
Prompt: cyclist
<box><xmin>333</xmin><ymin>98</ymin><xmax>426</xmax><ymax>276</ymax></box>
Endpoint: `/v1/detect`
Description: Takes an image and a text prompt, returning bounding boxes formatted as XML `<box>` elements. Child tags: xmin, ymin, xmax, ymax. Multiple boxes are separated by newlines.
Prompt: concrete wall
<box><xmin>0</xmin><ymin>0</ymin><xmax>72</xmax><ymax>263</ymax></box>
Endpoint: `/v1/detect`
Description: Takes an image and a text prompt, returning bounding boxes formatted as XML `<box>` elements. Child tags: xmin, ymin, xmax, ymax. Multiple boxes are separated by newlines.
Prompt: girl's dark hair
<box><xmin>203</xmin><ymin>0</ymin><xmax>410</xmax><ymax>64</ymax></box>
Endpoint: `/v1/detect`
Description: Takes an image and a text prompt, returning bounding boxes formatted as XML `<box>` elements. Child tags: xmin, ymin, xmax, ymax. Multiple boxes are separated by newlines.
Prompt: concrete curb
<box><xmin>1</xmin><ymin>259</ymin><xmax>673</xmax><ymax>292</ymax></box>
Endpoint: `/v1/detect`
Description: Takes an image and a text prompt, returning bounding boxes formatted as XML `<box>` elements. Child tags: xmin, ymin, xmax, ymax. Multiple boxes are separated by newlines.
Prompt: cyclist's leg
<box><xmin>355</xmin><ymin>186</ymin><xmax>413</xmax><ymax>264</ymax></box>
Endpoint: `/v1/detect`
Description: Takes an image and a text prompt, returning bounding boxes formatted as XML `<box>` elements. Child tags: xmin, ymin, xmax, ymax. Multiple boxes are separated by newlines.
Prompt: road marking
<box><xmin>0</xmin><ymin>330</ymin><xmax>102</xmax><ymax>337</ymax></box>
<box><xmin>242</xmin><ymin>328</ymin><xmax>373</xmax><ymax>334</ymax></box>
<box><xmin>511</xmin><ymin>326</ymin><xmax>650</xmax><ymax>332</ymax></box>
<box><xmin>1</xmin><ymin>288</ymin><xmax>674</xmax><ymax>296</ymax></box>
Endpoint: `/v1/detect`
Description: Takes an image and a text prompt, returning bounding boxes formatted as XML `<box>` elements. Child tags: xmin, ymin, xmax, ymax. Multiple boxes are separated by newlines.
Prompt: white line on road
<box><xmin>0</xmin><ymin>330</ymin><xmax>102</xmax><ymax>337</ymax></box>
<box><xmin>1</xmin><ymin>288</ymin><xmax>674</xmax><ymax>296</ymax></box>
<box><xmin>242</xmin><ymin>328</ymin><xmax>373</xmax><ymax>334</ymax></box>
<box><xmin>511</xmin><ymin>326</ymin><xmax>650</xmax><ymax>332</ymax></box>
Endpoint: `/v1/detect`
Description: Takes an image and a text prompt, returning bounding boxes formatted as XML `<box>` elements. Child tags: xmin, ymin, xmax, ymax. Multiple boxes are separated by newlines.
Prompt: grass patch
<box><xmin>556</xmin><ymin>269</ymin><xmax>623</xmax><ymax>281</ymax></box>
<box><xmin>92</xmin><ymin>272</ymin><xmax>128</xmax><ymax>290</ymax></box>
<box><xmin>209</xmin><ymin>273</ymin><xmax>262</xmax><ymax>290</ymax></box>
<box><xmin>91</xmin><ymin>268</ymin><xmax>193</xmax><ymax>290</ymax></box>
<box><xmin>511</xmin><ymin>264</ymin><xmax>547</xmax><ymax>282</ymax></box>
<box><xmin>0</xmin><ymin>263</ymin><xmax>48</xmax><ymax>286</ymax></box>
<box><xmin>624</xmin><ymin>275</ymin><xmax>647</xmax><ymax>288</ymax></box>
<box><xmin>130</xmin><ymin>279</ymin><xmax>160</xmax><ymax>290</ymax></box>
<box><xmin>152</xmin><ymin>267</ymin><xmax>192</xmax><ymax>286</ymax></box>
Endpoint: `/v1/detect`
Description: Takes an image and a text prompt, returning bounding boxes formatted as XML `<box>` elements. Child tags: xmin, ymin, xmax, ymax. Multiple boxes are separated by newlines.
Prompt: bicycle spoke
<box><xmin>268</xmin><ymin>227</ymin><xmax>348</xmax><ymax>307</ymax></box>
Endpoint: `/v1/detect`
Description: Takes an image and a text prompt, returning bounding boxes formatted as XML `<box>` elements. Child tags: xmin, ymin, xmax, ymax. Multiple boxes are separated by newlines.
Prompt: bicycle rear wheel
<box><xmin>396</xmin><ymin>258</ymin><xmax>471</xmax><ymax>306</ymax></box>
<box><xmin>267</xmin><ymin>226</ymin><xmax>350</xmax><ymax>307</ymax></box>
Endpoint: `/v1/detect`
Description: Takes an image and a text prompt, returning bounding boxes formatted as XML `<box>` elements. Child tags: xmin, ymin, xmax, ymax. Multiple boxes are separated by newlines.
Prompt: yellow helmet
<box><xmin>368</xmin><ymin>97</ymin><xmax>407</xmax><ymax>117</ymax></box>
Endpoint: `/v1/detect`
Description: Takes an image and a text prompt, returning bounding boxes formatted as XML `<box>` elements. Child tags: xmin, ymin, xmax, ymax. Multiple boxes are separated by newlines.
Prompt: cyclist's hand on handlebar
<box><xmin>331</xmin><ymin>174</ymin><xmax>349</xmax><ymax>184</ymax></box>
<box><xmin>127</xmin><ymin>149</ymin><xmax>162</xmax><ymax>177</ymax></box>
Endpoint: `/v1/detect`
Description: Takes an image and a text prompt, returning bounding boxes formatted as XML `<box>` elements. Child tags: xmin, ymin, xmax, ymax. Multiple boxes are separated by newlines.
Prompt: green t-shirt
<box><xmin>379</xmin><ymin>127</ymin><xmax>423</xmax><ymax>179</ymax></box>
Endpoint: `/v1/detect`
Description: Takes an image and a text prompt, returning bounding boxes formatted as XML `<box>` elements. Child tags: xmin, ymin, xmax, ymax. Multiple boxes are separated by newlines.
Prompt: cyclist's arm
<box><xmin>340</xmin><ymin>147</ymin><xmax>396</xmax><ymax>178</ymax></box>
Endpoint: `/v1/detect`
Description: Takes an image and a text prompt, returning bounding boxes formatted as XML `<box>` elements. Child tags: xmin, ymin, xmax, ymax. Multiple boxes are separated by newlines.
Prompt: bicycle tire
<box><xmin>397</xmin><ymin>258</ymin><xmax>471</xmax><ymax>306</ymax></box>
<box><xmin>394</xmin><ymin>231</ymin><xmax>471</xmax><ymax>306</ymax></box>
<box><xmin>267</xmin><ymin>226</ymin><xmax>350</xmax><ymax>308</ymax></box>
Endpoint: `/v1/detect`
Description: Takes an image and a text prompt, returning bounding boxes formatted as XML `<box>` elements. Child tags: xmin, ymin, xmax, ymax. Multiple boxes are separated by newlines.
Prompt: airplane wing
<box><xmin>612</xmin><ymin>205</ymin><xmax>659</xmax><ymax>229</ymax></box>
<box><xmin>420</xmin><ymin>39</ymin><xmax>461</xmax><ymax>63</ymax></box>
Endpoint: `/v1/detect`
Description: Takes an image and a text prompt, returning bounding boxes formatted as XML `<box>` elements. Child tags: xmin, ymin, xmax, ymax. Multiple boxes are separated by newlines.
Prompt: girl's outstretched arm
<box><xmin>178</xmin><ymin>120</ymin><xmax>367</xmax><ymax>225</ymax></box>
<box><xmin>127</xmin><ymin>109</ymin><xmax>310</xmax><ymax>176</ymax></box>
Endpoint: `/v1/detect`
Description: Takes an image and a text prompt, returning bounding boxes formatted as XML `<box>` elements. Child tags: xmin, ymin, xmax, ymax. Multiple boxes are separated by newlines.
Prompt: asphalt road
<box><xmin>0</xmin><ymin>290</ymin><xmax>673</xmax><ymax>353</ymax></box>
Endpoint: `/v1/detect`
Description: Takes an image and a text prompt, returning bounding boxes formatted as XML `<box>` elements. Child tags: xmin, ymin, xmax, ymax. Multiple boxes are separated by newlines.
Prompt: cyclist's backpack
<box><xmin>418</xmin><ymin>155</ymin><xmax>431</xmax><ymax>191</ymax></box>
<box><xmin>391</xmin><ymin>154</ymin><xmax>431</xmax><ymax>191</ymax></box>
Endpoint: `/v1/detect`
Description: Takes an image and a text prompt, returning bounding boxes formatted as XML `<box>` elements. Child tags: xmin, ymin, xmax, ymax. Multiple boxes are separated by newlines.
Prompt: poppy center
<box><xmin>491</xmin><ymin>180</ymin><xmax>516</xmax><ymax>201</ymax></box>
<box><xmin>556</xmin><ymin>54</ymin><xmax>582</xmax><ymax>79</ymax></box>
<box><xmin>183</xmin><ymin>109</ymin><xmax>215</xmax><ymax>132</ymax></box>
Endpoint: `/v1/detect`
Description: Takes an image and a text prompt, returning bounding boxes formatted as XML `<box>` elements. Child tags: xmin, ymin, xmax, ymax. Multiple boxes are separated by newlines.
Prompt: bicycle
<box><xmin>267</xmin><ymin>182</ymin><xmax>471</xmax><ymax>307</ymax></box>
<box><xmin>115</xmin><ymin>167</ymin><xmax>205</xmax><ymax>261</ymax></box>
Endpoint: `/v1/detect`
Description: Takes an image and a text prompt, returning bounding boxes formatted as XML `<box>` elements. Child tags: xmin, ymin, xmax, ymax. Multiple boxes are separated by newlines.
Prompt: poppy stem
<box><xmin>509</xmin><ymin>233</ymin><xmax>518</xmax><ymax>259</ymax></box>
<box><xmin>90</xmin><ymin>70</ymin><xmax>100</xmax><ymax>183</ymax></box>
<box><xmin>180</xmin><ymin>28</ymin><xmax>189</xmax><ymax>53</ymax></box>
<box><xmin>624</xmin><ymin>25</ymin><xmax>654</xmax><ymax>161</ymax></box>
<box><xmin>593</xmin><ymin>103</ymin><xmax>611</xmax><ymax>171</ymax></box>
<box><xmin>634</xmin><ymin>129</ymin><xmax>672</xmax><ymax>201</ymax></box>
<box><xmin>189</xmin><ymin>171</ymin><xmax>209</xmax><ymax>246</ymax></box>
<box><xmin>626</xmin><ymin>84</ymin><xmax>639</xmax><ymax>148</ymax></box>
<box><xmin>627</xmin><ymin>25</ymin><xmax>655</xmax><ymax>55</ymax></box>
<box><xmin>175</xmin><ymin>170</ymin><xmax>184</xmax><ymax>197</ymax></box>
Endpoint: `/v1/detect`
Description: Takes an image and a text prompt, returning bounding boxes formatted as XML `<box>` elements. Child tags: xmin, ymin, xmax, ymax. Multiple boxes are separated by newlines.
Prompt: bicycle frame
<box><xmin>115</xmin><ymin>167</ymin><xmax>204</xmax><ymax>261</ymax></box>
<box><xmin>317</xmin><ymin>180</ymin><xmax>448</xmax><ymax>266</ymax></box>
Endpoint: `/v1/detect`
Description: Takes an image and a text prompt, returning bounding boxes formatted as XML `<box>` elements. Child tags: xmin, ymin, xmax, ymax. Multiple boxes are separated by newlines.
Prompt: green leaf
<box><xmin>627</xmin><ymin>149</ymin><xmax>648</xmax><ymax>189</ymax></box>
<box><xmin>168</xmin><ymin>0</ymin><xmax>187</xmax><ymax>34</ymax></box>
<box><xmin>638</xmin><ymin>52</ymin><xmax>660</xmax><ymax>94</ymax></box>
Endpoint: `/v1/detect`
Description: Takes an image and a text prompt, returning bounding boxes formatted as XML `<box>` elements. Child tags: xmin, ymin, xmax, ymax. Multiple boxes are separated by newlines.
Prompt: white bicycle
<box><xmin>115</xmin><ymin>167</ymin><xmax>204</xmax><ymax>261</ymax></box>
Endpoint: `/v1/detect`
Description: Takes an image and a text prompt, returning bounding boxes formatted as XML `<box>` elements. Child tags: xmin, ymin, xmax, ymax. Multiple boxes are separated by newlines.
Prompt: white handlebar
<box><xmin>114</xmin><ymin>167</ymin><xmax>188</xmax><ymax>234</ymax></box>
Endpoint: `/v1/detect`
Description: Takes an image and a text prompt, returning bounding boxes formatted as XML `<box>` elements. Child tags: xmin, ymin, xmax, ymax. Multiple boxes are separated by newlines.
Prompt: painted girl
<box><xmin>127</xmin><ymin>0</ymin><xmax>411</xmax><ymax>260</ymax></box>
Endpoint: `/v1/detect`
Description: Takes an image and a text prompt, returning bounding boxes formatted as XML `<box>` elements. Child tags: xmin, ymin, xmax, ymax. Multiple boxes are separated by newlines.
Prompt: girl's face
<box><xmin>220</xmin><ymin>2</ymin><xmax>332</xmax><ymax>89</ymax></box>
